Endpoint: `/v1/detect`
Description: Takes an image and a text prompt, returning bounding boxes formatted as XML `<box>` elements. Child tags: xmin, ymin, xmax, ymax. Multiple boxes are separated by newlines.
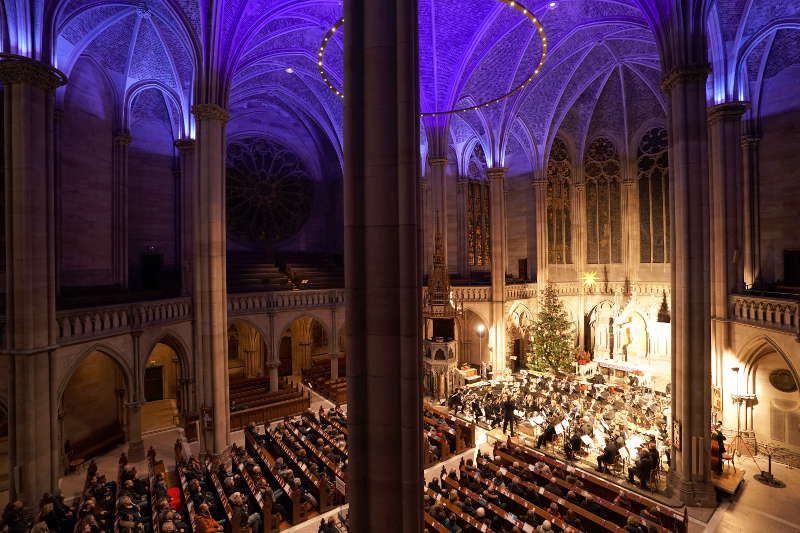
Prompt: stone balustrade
<box><xmin>504</xmin><ymin>283</ymin><xmax>537</xmax><ymax>300</ymax></box>
<box><xmin>228</xmin><ymin>289</ymin><xmax>346</xmax><ymax>315</ymax></box>
<box><xmin>450</xmin><ymin>285</ymin><xmax>491</xmax><ymax>302</ymax></box>
<box><xmin>57</xmin><ymin>297</ymin><xmax>193</xmax><ymax>344</ymax></box>
<box><xmin>729</xmin><ymin>293</ymin><xmax>800</xmax><ymax>338</ymax></box>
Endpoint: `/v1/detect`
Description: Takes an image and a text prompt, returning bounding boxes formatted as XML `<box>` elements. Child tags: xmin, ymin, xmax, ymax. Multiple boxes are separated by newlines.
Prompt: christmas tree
<box><xmin>528</xmin><ymin>283</ymin><xmax>575</xmax><ymax>372</ymax></box>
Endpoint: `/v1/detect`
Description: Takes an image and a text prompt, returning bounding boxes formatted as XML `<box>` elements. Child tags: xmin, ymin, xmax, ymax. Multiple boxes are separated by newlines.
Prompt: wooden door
<box><xmin>144</xmin><ymin>366</ymin><xmax>164</xmax><ymax>402</ymax></box>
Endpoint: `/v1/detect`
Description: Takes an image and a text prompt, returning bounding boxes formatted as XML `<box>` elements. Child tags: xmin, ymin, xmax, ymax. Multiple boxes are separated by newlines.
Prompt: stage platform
<box><xmin>712</xmin><ymin>468</ymin><xmax>745</xmax><ymax>495</ymax></box>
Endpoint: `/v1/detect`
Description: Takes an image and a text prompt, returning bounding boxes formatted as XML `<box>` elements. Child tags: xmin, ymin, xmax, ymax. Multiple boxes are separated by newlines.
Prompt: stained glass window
<box><xmin>584</xmin><ymin>137</ymin><xmax>622</xmax><ymax>264</ymax></box>
<box><xmin>547</xmin><ymin>138</ymin><xmax>572</xmax><ymax>264</ymax></box>
<box><xmin>637</xmin><ymin>127</ymin><xmax>670</xmax><ymax>263</ymax></box>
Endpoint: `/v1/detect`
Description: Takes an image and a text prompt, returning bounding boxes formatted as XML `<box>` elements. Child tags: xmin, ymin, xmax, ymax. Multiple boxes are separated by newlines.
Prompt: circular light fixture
<box><xmin>476</xmin><ymin>323</ymin><xmax>486</xmax><ymax>334</ymax></box>
<box><xmin>317</xmin><ymin>0</ymin><xmax>548</xmax><ymax>115</ymax></box>
<box><xmin>285</xmin><ymin>67</ymin><xmax>294</xmax><ymax>73</ymax></box>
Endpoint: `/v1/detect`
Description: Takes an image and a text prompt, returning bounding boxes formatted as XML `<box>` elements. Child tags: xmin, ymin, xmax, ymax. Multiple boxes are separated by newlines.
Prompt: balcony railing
<box><xmin>729</xmin><ymin>293</ymin><xmax>800</xmax><ymax>337</ymax></box>
<box><xmin>228</xmin><ymin>289</ymin><xmax>346</xmax><ymax>315</ymax></box>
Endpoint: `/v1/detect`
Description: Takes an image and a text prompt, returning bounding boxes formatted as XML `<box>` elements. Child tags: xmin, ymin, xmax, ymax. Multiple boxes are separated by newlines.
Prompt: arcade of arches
<box><xmin>0</xmin><ymin>0</ymin><xmax>799</xmax><ymax>530</ymax></box>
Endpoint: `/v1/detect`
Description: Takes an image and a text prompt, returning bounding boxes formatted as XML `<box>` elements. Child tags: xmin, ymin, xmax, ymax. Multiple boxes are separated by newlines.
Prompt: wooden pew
<box><xmin>504</xmin><ymin>441</ymin><xmax>686</xmax><ymax>532</ymax></box>
<box><xmin>146</xmin><ymin>448</ymin><xmax>164</xmax><ymax>533</ymax></box>
<box><xmin>244</xmin><ymin>430</ymin><xmax>303</xmax><ymax>525</ymax></box>
<box><xmin>230</xmin><ymin>444</ymin><xmax>272</xmax><ymax>533</ymax></box>
<box><xmin>282</xmin><ymin>421</ymin><xmax>347</xmax><ymax>494</ymax></box>
<box><xmin>492</xmin><ymin>448</ymin><xmax>668</xmax><ymax>533</ymax></box>
<box><xmin>229</xmin><ymin>391</ymin><xmax>310</xmax><ymax>430</ymax></box>
<box><xmin>73</xmin><ymin>460</ymin><xmax>99</xmax><ymax>533</ymax></box>
<box><xmin>203</xmin><ymin>458</ymin><xmax>241</xmax><ymax>533</ymax></box>
<box><xmin>423</xmin><ymin>513</ymin><xmax>453</xmax><ymax>533</ymax></box>
<box><xmin>262</xmin><ymin>427</ymin><xmax>334</xmax><ymax>512</ymax></box>
<box><xmin>173</xmin><ymin>441</ymin><xmax>198</xmax><ymax>533</ymax></box>
<box><xmin>298</xmin><ymin>415</ymin><xmax>347</xmax><ymax>462</ymax></box>
<box><xmin>424</xmin><ymin>404</ymin><xmax>476</xmax><ymax>450</ymax></box>
<box><xmin>423</xmin><ymin>431</ymin><xmax>451</xmax><ymax>467</ymax></box>
<box><xmin>458</xmin><ymin>461</ymin><xmax>571</xmax><ymax>532</ymax></box>
<box><xmin>441</xmin><ymin>474</ymin><xmax>531</xmax><ymax>532</ymax></box>
<box><xmin>424</xmin><ymin>488</ymin><xmax>494</xmax><ymax>532</ymax></box>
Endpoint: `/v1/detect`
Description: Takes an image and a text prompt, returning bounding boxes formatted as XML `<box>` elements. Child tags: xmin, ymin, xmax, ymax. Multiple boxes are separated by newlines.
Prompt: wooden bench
<box><xmin>203</xmin><ymin>458</ymin><xmax>241</xmax><ymax>533</ymax></box>
<box><xmin>245</xmin><ymin>430</ymin><xmax>303</xmax><ymax>525</ymax></box>
<box><xmin>230</xmin><ymin>444</ymin><xmax>273</xmax><ymax>533</ymax></box>
<box><xmin>173</xmin><ymin>441</ymin><xmax>198</xmax><ymax>533</ymax></box>
<box><xmin>230</xmin><ymin>392</ymin><xmax>310</xmax><ymax>430</ymax></box>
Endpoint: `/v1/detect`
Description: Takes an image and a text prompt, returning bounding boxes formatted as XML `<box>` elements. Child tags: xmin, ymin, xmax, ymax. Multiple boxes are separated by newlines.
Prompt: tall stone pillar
<box><xmin>0</xmin><ymin>56</ymin><xmax>65</xmax><ymax>503</ymax></box>
<box><xmin>419</xmin><ymin>178</ymin><xmax>432</xmax><ymax>276</ymax></box>
<box><xmin>344</xmin><ymin>0</ymin><xmax>422</xmax><ymax>529</ymax></box>
<box><xmin>661</xmin><ymin>66</ymin><xmax>715</xmax><ymax>506</ymax></box>
<box><xmin>330</xmin><ymin>308</ymin><xmax>339</xmax><ymax>381</ymax></box>
<box><xmin>53</xmin><ymin>108</ymin><xmax>64</xmax><ymax>294</ymax></box>
<box><xmin>266</xmin><ymin>363</ymin><xmax>279</xmax><ymax>393</ymax></box>
<box><xmin>708</xmin><ymin>101</ymin><xmax>748</xmax><ymax>391</ymax></box>
<box><xmin>741</xmin><ymin>135</ymin><xmax>760</xmax><ymax>289</ymax></box>
<box><xmin>487</xmin><ymin>167</ymin><xmax>507</xmax><ymax>370</ymax></box>
<box><xmin>574</xmin><ymin>177</ymin><xmax>588</xmax><ymax>272</ymax></box>
<box><xmin>191</xmin><ymin>104</ymin><xmax>230</xmax><ymax>455</ymax></box>
<box><xmin>456</xmin><ymin>178</ymin><xmax>469</xmax><ymax>278</ymax></box>
<box><xmin>532</xmin><ymin>177</ymin><xmax>548</xmax><ymax>285</ymax></box>
<box><xmin>622</xmin><ymin>177</ymin><xmax>638</xmax><ymax>283</ymax></box>
<box><xmin>174</xmin><ymin>138</ymin><xmax>195</xmax><ymax>296</ymax></box>
<box><xmin>112</xmin><ymin>129</ymin><xmax>131</xmax><ymax>288</ymax></box>
<box><xmin>429</xmin><ymin>157</ymin><xmax>448</xmax><ymax>262</ymax></box>
<box><xmin>127</xmin><ymin>331</ymin><xmax>145</xmax><ymax>461</ymax></box>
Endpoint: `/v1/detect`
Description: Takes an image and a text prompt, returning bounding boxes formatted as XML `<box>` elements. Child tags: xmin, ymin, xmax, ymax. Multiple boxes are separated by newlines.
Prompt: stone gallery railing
<box><xmin>505</xmin><ymin>283</ymin><xmax>537</xmax><ymax>300</ymax></box>
<box><xmin>730</xmin><ymin>293</ymin><xmax>800</xmax><ymax>337</ymax></box>
<box><xmin>57</xmin><ymin>297</ymin><xmax>193</xmax><ymax>344</ymax></box>
<box><xmin>228</xmin><ymin>289</ymin><xmax>346</xmax><ymax>315</ymax></box>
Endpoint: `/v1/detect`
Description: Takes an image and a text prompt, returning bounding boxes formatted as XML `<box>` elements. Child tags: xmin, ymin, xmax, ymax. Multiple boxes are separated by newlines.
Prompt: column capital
<box><xmin>113</xmin><ymin>129</ymin><xmax>132</xmax><ymax>146</ymax></box>
<box><xmin>707</xmin><ymin>101</ymin><xmax>750</xmax><ymax>123</ymax></box>
<box><xmin>174</xmin><ymin>138</ymin><xmax>196</xmax><ymax>152</ymax></box>
<box><xmin>574</xmin><ymin>182</ymin><xmax>586</xmax><ymax>191</ymax></box>
<box><xmin>486</xmin><ymin>167</ymin><xmax>508</xmax><ymax>181</ymax></box>
<box><xmin>660</xmin><ymin>64</ymin><xmax>711</xmax><ymax>91</ymax></box>
<box><xmin>456</xmin><ymin>176</ymin><xmax>469</xmax><ymax>185</ymax></box>
<box><xmin>192</xmin><ymin>103</ymin><xmax>230</xmax><ymax>122</ymax></box>
<box><xmin>0</xmin><ymin>54</ymin><xmax>67</xmax><ymax>90</ymax></box>
<box><xmin>418</xmin><ymin>178</ymin><xmax>429</xmax><ymax>189</ymax></box>
<box><xmin>265</xmin><ymin>361</ymin><xmax>280</xmax><ymax>369</ymax></box>
<box><xmin>531</xmin><ymin>178</ymin><xmax>547</xmax><ymax>189</ymax></box>
<box><xmin>429</xmin><ymin>157</ymin><xmax>448</xmax><ymax>168</ymax></box>
<box><xmin>741</xmin><ymin>134</ymin><xmax>761</xmax><ymax>147</ymax></box>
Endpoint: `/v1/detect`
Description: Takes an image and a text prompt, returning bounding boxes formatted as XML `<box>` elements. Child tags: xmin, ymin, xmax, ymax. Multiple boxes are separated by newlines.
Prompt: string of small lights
<box><xmin>316</xmin><ymin>0</ymin><xmax>547</xmax><ymax>116</ymax></box>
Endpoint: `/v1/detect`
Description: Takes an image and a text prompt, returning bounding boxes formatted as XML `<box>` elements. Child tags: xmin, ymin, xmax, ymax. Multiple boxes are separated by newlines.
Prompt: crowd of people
<box><xmin>446</xmin><ymin>370</ymin><xmax>671</xmax><ymax>490</ymax></box>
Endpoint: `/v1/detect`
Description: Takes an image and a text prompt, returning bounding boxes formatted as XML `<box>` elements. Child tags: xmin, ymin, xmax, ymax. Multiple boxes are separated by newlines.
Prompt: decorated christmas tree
<box><xmin>528</xmin><ymin>283</ymin><xmax>575</xmax><ymax>372</ymax></box>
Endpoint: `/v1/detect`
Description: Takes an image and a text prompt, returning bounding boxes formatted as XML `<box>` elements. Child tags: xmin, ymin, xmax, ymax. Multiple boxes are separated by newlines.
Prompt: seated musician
<box><xmin>564</xmin><ymin>431</ymin><xmax>582</xmax><ymax>461</ymax></box>
<box><xmin>627</xmin><ymin>446</ymin><xmax>654</xmax><ymax>489</ymax></box>
<box><xmin>596</xmin><ymin>439</ymin><xmax>620</xmax><ymax>473</ymax></box>
<box><xmin>535</xmin><ymin>417</ymin><xmax>557</xmax><ymax>448</ymax></box>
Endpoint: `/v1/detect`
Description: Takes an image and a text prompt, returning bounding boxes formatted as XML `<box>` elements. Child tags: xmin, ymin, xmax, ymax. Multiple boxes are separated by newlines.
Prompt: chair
<box><xmin>722</xmin><ymin>452</ymin><xmax>735</xmax><ymax>472</ymax></box>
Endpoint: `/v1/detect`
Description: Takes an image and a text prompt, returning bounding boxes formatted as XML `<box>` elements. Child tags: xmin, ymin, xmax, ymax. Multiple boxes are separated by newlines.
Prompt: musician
<box><xmin>712</xmin><ymin>422</ymin><xmax>726</xmax><ymax>475</ymax></box>
<box><xmin>596</xmin><ymin>439</ymin><xmax>620</xmax><ymax>474</ymax></box>
<box><xmin>502</xmin><ymin>395</ymin><xmax>517</xmax><ymax>437</ymax></box>
<box><xmin>564</xmin><ymin>431</ymin><xmax>582</xmax><ymax>461</ymax></box>
<box><xmin>536</xmin><ymin>417</ymin><xmax>557</xmax><ymax>449</ymax></box>
<box><xmin>628</xmin><ymin>446</ymin><xmax>654</xmax><ymax>489</ymax></box>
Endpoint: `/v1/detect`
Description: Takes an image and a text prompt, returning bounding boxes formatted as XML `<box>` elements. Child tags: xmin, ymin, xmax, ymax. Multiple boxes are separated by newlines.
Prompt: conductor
<box><xmin>502</xmin><ymin>395</ymin><xmax>517</xmax><ymax>437</ymax></box>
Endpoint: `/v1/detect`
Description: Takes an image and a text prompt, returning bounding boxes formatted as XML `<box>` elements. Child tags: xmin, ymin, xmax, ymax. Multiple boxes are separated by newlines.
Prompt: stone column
<box><xmin>191</xmin><ymin>104</ymin><xmax>230</xmax><ymax>455</ymax></box>
<box><xmin>708</xmin><ymin>101</ymin><xmax>748</xmax><ymax>392</ymax></box>
<box><xmin>661</xmin><ymin>66</ymin><xmax>715</xmax><ymax>506</ymax></box>
<box><xmin>127</xmin><ymin>331</ymin><xmax>145</xmax><ymax>461</ymax></box>
<box><xmin>622</xmin><ymin>177</ymin><xmax>638</xmax><ymax>283</ymax></box>
<box><xmin>456</xmin><ymin>178</ymin><xmax>469</xmax><ymax>278</ymax></box>
<box><xmin>0</xmin><ymin>56</ymin><xmax>65</xmax><ymax>503</ymax></box>
<box><xmin>174</xmin><ymin>138</ymin><xmax>195</xmax><ymax>296</ymax></box>
<box><xmin>344</xmin><ymin>0</ymin><xmax>422</xmax><ymax>529</ymax></box>
<box><xmin>573</xmin><ymin>178</ymin><xmax>588</xmax><ymax>272</ymax></box>
<box><xmin>112</xmin><ymin>129</ymin><xmax>131</xmax><ymax>288</ymax></box>
<box><xmin>429</xmin><ymin>157</ymin><xmax>449</xmax><ymax>261</ymax></box>
<box><xmin>53</xmin><ymin>108</ymin><xmax>64</xmax><ymax>294</ymax></box>
<box><xmin>487</xmin><ymin>167</ymin><xmax>508</xmax><ymax>370</ymax></box>
<box><xmin>266</xmin><ymin>362</ymin><xmax>279</xmax><ymax>393</ymax></box>
<box><xmin>419</xmin><ymin>178</ymin><xmax>431</xmax><ymax>276</ymax></box>
<box><xmin>741</xmin><ymin>135</ymin><xmax>760</xmax><ymax>289</ymax></box>
<box><xmin>532</xmin><ymin>178</ymin><xmax>548</xmax><ymax>285</ymax></box>
<box><xmin>330</xmin><ymin>308</ymin><xmax>339</xmax><ymax>381</ymax></box>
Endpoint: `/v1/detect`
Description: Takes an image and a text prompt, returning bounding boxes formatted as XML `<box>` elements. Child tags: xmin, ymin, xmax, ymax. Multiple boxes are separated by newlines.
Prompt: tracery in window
<box><xmin>637</xmin><ymin>127</ymin><xmax>670</xmax><ymax>263</ymax></box>
<box><xmin>547</xmin><ymin>138</ymin><xmax>572</xmax><ymax>264</ymax></box>
<box><xmin>584</xmin><ymin>137</ymin><xmax>622</xmax><ymax>264</ymax></box>
<box><xmin>466</xmin><ymin>144</ymin><xmax>490</xmax><ymax>267</ymax></box>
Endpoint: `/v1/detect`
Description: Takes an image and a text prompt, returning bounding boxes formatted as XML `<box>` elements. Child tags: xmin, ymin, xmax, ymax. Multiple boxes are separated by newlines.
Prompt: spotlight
<box><xmin>476</xmin><ymin>323</ymin><xmax>486</xmax><ymax>334</ymax></box>
<box><xmin>548</xmin><ymin>1</ymin><xmax>557</xmax><ymax>8</ymax></box>
<box><xmin>285</xmin><ymin>67</ymin><xmax>294</xmax><ymax>74</ymax></box>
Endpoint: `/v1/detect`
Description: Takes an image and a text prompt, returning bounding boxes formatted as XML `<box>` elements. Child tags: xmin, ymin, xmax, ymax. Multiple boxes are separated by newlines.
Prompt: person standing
<box><xmin>502</xmin><ymin>395</ymin><xmax>517</xmax><ymax>437</ymax></box>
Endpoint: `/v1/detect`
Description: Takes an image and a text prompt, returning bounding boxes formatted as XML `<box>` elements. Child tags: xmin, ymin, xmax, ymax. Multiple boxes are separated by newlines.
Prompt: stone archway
<box><xmin>280</xmin><ymin>316</ymin><xmax>329</xmax><ymax>377</ymax></box>
<box><xmin>141</xmin><ymin>343</ymin><xmax>181</xmax><ymax>433</ymax></box>
<box><xmin>59</xmin><ymin>350</ymin><xmax>128</xmax><ymax>468</ymax></box>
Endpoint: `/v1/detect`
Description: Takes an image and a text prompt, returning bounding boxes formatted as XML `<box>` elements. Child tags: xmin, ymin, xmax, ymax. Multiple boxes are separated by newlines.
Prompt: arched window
<box><xmin>584</xmin><ymin>137</ymin><xmax>622</xmax><ymax>264</ymax></box>
<box><xmin>466</xmin><ymin>144</ymin><xmax>490</xmax><ymax>267</ymax></box>
<box><xmin>547</xmin><ymin>138</ymin><xmax>572</xmax><ymax>264</ymax></box>
<box><xmin>637</xmin><ymin>127</ymin><xmax>670</xmax><ymax>263</ymax></box>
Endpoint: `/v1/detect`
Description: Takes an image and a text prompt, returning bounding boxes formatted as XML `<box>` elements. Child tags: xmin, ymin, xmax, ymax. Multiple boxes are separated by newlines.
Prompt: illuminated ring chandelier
<box><xmin>317</xmin><ymin>0</ymin><xmax>547</xmax><ymax>116</ymax></box>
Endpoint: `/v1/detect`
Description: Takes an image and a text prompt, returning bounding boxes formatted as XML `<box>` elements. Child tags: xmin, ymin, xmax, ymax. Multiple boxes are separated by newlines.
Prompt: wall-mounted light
<box><xmin>581</xmin><ymin>271</ymin><xmax>598</xmax><ymax>288</ymax></box>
